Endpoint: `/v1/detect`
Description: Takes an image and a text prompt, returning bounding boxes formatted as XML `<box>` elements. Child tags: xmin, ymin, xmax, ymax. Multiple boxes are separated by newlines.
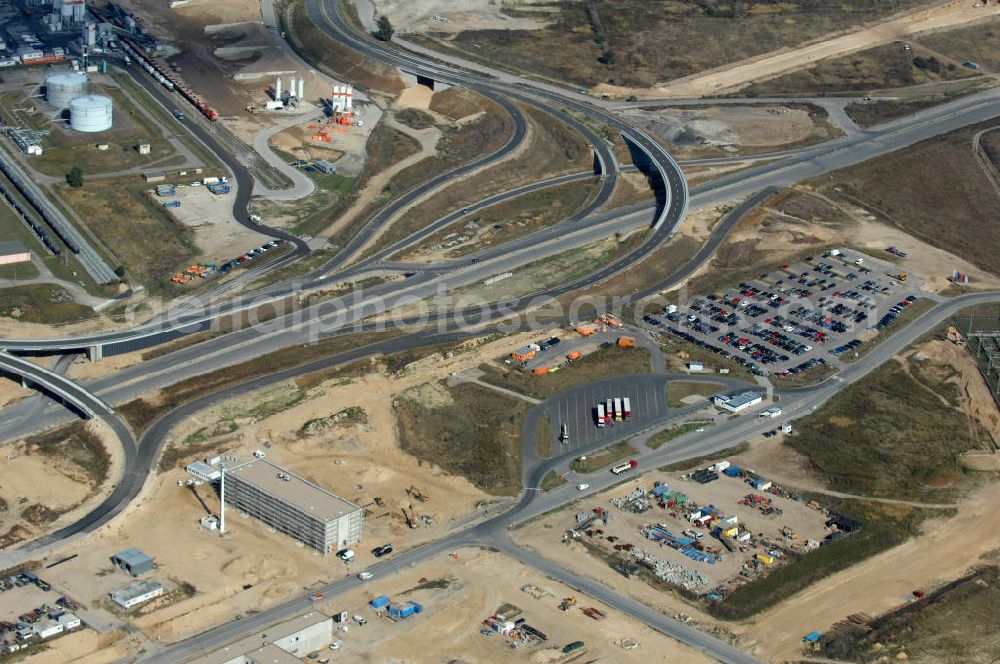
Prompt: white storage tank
<box><xmin>46</xmin><ymin>71</ymin><xmax>87</xmax><ymax>108</ymax></box>
<box><xmin>69</xmin><ymin>94</ymin><xmax>113</xmax><ymax>132</ymax></box>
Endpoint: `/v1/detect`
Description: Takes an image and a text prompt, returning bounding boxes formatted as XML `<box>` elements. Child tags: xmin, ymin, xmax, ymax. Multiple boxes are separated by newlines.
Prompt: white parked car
<box><xmin>357</xmin><ymin>571</ymin><xmax>373</xmax><ymax>581</ymax></box>
<box><xmin>576</xmin><ymin>483</ymin><xmax>590</xmax><ymax>491</ymax></box>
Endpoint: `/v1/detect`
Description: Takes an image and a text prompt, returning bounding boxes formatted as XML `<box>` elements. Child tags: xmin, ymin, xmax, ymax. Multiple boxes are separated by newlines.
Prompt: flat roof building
<box><xmin>224</xmin><ymin>459</ymin><xmax>362</xmax><ymax>555</ymax></box>
<box><xmin>713</xmin><ymin>391</ymin><xmax>763</xmax><ymax>413</ymax></box>
<box><xmin>189</xmin><ymin>612</ymin><xmax>333</xmax><ymax>664</ymax></box>
<box><xmin>110</xmin><ymin>547</ymin><xmax>154</xmax><ymax>576</ymax></box>
<box><xmin>110</xmin><ymin>580</ymin><xmax>163</xmax><ymax>609</ymax></box>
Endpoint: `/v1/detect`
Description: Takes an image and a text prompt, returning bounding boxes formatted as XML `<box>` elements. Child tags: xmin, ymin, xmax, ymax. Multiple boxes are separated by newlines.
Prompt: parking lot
<box><xmin>536</xmin><ymin>375</ymin><xmax>673</xmax><ymax>456</ymax></box>
<box><xmin>642</xmin><ymin>249</ymin><xmax>924</xmax><ymax>376</ymax></box>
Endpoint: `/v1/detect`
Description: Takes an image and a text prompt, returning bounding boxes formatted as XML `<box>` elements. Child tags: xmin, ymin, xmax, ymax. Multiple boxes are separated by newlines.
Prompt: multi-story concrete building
<box><xmin>223</xmin><ymin>459</ymin><xmax>362</xmax><ymax>555</ymax></box>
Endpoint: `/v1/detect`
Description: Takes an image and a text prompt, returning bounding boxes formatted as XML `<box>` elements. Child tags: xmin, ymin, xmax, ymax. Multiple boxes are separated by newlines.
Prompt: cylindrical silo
<box><xmin>69</xmin><ymin>95</ymin><xmax>113</xmax><ymax>132</ymax></box>
<box><xmin>46</xmin><ymin>71</ymin><xmax>87</xmax><ymax>109</ymax></box>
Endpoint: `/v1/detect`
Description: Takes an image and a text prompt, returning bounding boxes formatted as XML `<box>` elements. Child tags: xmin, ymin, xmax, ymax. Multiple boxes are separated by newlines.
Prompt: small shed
<box><xmin>141</xmin><ymin>170</ymin><xmax>165</xmax><ymax>183</ymax></box>
<box><xmin>687</xmin><ymin>362</ymin><xmax>704</xmax><ymax>372</ymax></box>
<box><xmin>751</xmin><ymin>478</ymin><xmax>772</xmax><ymax>492</ymax></box>
<box><xmin>651</xmin><ymin>485</ymin><xmax>670</xmax><ymax>498</ymax></box>
<box><xmin>314</xmin><ymin>159</ymin><xmax>336</xmax><ymax>174</ymax></box>
<box><xmin>110</xmin><ymin>547</ymin><xmax>154</xmax><ymax>576</ymax></box>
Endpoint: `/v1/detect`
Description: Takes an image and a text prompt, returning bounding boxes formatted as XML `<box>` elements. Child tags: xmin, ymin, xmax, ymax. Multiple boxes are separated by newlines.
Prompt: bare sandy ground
<box><xmin>165</xmin><ymin>186</ymin><xmax>273</xmax><ymax>265</ymax></box>
<box><xmin>594</xmin><ymin>1</ymin><xmax>1000</xmax><ymax>99</ymax></box>
<box><xmin>745</xmin><ymin>480</ymin><xmax>1000</xmax><ymax>662</ymax></box>
<box><xmin>798</xmin><ymin>187</ymin><xmax>1000</xmax><ymax>290</ymax></box>
<box><xmin>371</xmin><ymin>0</ymin><xmax>551</xmax><ymax>34</ymax></box>
<box><xmin>25</xmin><ymin>331</ymin><xmax>548</xmax><ymax>645</ymax></box>
<box><xmin>622</xmin><ymin>105</ymin><xmax>819</xmax><ymax>150</ymax></box>
<box><xmin>0</xmin><ymin>419</ymin><xmax>123</xmax><ymax>549</ymax></box>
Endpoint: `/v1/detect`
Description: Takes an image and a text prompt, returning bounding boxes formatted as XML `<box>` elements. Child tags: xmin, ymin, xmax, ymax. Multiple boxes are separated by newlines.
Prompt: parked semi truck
<box><xmin>623</xmin><ymin>397</ymin><xmax>632</xmax><ymax>418</ymax></box>
<box><xmin>613</xmin><ymin>398</ymin><xmax>623</xmax><ymax>422</ymax></box>
<box><xmin>611</xmin><ymin>459</ymin><xmax>638</xmax><ymax>475</ymax></box>
<box><xmin>595</xmin><ymin>404</ymin><xmax>606</xmax><ymax>427</ymax></box>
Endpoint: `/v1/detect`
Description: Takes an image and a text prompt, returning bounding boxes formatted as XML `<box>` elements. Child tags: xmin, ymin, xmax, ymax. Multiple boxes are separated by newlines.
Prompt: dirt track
<box><xmin>744</xmin><ymin>481</ymin><xmax>1000</xmax><ymax>662</ymax></box>
<box><xmin>597</xmin><ymin>1</ymin><xmax>1000</xmax><ymax>99</ymax></box>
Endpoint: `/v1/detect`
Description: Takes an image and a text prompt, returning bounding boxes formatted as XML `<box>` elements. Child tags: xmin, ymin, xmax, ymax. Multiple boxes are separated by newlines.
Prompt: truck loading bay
<box><xmin>642</xmin><ymin>249</ymin><xmax>924</xmax><ymax>376</ymax></box>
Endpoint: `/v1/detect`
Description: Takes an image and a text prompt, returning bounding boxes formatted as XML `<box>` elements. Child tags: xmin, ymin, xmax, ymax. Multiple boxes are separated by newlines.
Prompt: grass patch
<box><xmin>285</xmin><ymin>0</ymin><xmax>403</xmax><ymax>94</ymax></box>
<box><xmin>455</xmin><ymin>232</ymin><xmax>648</xmax><ymax>304</ymax></box>
<box><xmin>0</xmin><ymin>283</ymin><xmax>93</xmax><ymax>324</ymax></box>
<box><xmin>57</xmin><ymin>177</ymin><xmax>193</xmax><ymax>287</ymax></box>
<box><xmin>708</xmin><ymin>497</ymin><xmax>934</xmax><ymax>620</ymax></box>
<box><xmin>28</xmin><ymin>421</ymin><xmax>111</xmax><ymax>488</ymax></box>
<box><xmin>479</xmin><ymin>346</ymin><xmax>651</xmax><ymax>400</ymax></box>
<box><xmin>395</xmin><ymin>108</ymin><xmax>436</xmax><ymax>130</ymax></box>
<box><xmin>658</xmin><ymin>442</ymin><xmax>749</xmax><ymax>472</ymax></box>
<box><xmin>118</xmin><ymin>329</ymin><xmax>404</xmax><ymax>434</ymax></box>
<box><xmin>741</xmin><ymin>41</ymin><xmax>972</xmax><ymax>96</ymax></box>
<box><xmin>399</xmin><ymin>178</ymin><xmax>598</xmax><ymax>260</ymax></box>
<box><xmin>787</xmin><ymin>357</ymin><xmax>987</xmax><ymax>503</ymax></box>
<box><xmin>570</xmin><ymin>441</ymin><xmax>636</xmax><ymax>474</ymax></box>
<box><xmin>537</xmin><ymin>413</ymin><xmax>552</xmax><ymax>459</ymax></box>
<box><xmin>818</xmin><ymin>119</ymin><xmax>1000</xmax><ymax>273</ymax></box>
<box><xmin>816</xmin><ymin>564</ymin><xmax>1000</xmax><ymax>662</ymax></box>
<box><xmin>666</xmin><ymin>380</ymin><xmax>722</xmax><ymax>408</ymax></box>
<box><xmin>646</xmin><ymin>420</ymin><xmax>713</xmax><ymax>450</ymax></box>
<box><xmin>540</xmin><ymin>470</ymin><xmax>567</xmax><ymax>491</ymax></box>
<box><xmin>432</xmin><ymin>1</ymin><xmax>926</xmax><ymax>88</ymax></box>
<box><xmin>919</xmin><ymin>19</ymin><xmax>1000</xmax><ymax>73</ymax></box>
<box><xmin>0</xmin><ymin>261</ymin><xmax>39</xmax><ymax>280</ymax></box>
<box><xmin>395</xmin><ymin>382</ymin><xmax>526</xmax><ymax>495</ymax></box>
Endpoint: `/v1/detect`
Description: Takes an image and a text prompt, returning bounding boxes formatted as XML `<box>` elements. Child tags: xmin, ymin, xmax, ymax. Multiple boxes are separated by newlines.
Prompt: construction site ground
<box><xmin>163</xmin><ymin>185</ymin><xmax>272</xmax><ymax>265</ymax></box>
<box><xmin>36</xmin><ymin>547</ymin><xmax>716</xmax><ymax>663</ymax></box>
<box><xmin>367</xmin><ymin>0</ymin><xmax>550</xmax><ymax>34</ymax></box>
<box><xmin>27</xmin><ymin>332</ymin><xmax>560</xmax><ymax>647</ymax></box>
<box><xmin>619</xmin><ymin>104</ymin><xmax>839</xmax><ymax>159</ymax></box>
<box><xmin>0</xmin><ymin>420</ymin><xmax>123</xmax><ymax>551</ymax></box>
<box><xmin>525</xmin><ymin>467</ymin><xmax>830</xmax><ymax>596</ymax></box>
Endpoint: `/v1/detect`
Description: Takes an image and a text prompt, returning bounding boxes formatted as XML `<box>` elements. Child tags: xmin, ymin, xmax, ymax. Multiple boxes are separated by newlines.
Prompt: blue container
<box><xmin>370</xmin><ymin>595</ymin><xmax>390</xmax><ymax>609</ymax></box>
<box><xmin>723</xmin><ymin>466</ymin><xmax>741</xmax><ymax>477</ymax></box>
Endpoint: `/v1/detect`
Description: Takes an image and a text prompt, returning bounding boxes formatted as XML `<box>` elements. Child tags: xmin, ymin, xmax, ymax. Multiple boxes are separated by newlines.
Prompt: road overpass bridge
<box><xmin>0</xmin><ymin>351</ymin><xmax>112</xmax><ymax>419</ymax></box>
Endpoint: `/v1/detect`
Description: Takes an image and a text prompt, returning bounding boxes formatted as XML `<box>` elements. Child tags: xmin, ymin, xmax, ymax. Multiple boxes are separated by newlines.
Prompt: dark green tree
<box><xmin>66</xmin><ymin>166</ymin><xmax>84</xmax><ymax>188</ymax></box>
<box><xmin>376</xmin><ymin>15</ymin><xmax>394</xmax><ymax>41</ymax></box>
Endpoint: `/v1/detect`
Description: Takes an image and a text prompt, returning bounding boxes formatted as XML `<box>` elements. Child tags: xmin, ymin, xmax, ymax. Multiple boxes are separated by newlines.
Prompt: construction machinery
<box><xmin>888</xmin><ymin>272</ymin><xmax>907</xmax><ymax>282</ymax></box>
<box><xmin>406</xmin><ymin>486</ymin><xmax>428</xmax><ymax>502</ymax></box>
<box><xmin>401</xmin><ymin>506</ymin><xmax>417</xmax><ymax>529</ymax></box>
<box><xmin>581</xmin><ymin>607</ymin><xmax>606</xmax><ymax>620</ymax></box>
<box><xmin>558</xmin><ymin>596</ymin><xmax>576</xmax><ymax>611</ymax></box>
<box><xmin>617</xmin><ymin>336</ymin><xmax>636</xmax><ymax>347</ymax></box>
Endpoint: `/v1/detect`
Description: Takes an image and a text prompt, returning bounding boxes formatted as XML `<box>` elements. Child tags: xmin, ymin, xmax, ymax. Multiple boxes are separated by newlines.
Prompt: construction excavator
<box><xmin>558</xmin><ymin>596</ymin><xmax>576</xmax><ymax>611</ymax></box>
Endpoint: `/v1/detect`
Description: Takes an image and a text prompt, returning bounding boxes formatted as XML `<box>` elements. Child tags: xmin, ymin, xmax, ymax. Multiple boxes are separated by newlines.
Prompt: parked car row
<box><xmin>875</xmin><ymin>295</ymin><xmax>918</xmax><ymax>330</ymax></box>
<box><xmin>219</xmin><ymin>239</ymin><xmax>287</xmax><ymax>274</ymax></box>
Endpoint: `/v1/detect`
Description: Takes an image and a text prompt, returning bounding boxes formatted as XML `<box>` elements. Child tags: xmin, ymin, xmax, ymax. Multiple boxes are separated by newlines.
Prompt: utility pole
<box><xmin>219</xmin><ymin>463</ymin><xmax>226</xmax><ymax>535</ymax></box>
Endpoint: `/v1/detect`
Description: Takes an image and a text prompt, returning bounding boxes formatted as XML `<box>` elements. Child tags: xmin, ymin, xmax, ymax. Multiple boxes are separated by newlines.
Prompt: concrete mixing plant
<box><xmin>69</xmin><ymin>95</ymin><xmax>113</xmax><ymax>132</ymax></box>
<box><xmin>45</xmin><ymin>71</ymin><xmax>87</xmax><ymax>109</ymax></box>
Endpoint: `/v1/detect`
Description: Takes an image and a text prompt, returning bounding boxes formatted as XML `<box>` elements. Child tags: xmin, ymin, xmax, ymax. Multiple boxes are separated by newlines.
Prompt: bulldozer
<box><xmin>558</xmin><ymin>596</ymin><xmax>577</xmax><ymax>611</ymax></box>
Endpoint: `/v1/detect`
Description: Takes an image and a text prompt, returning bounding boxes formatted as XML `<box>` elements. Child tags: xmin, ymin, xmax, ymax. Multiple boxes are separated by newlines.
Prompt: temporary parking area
<box><xmin>642</xmin><ymin>249</ymin><xmax>924</xmax><ymax>376</ymax></box>
<box><xmin>538</xmin><ymin>375</ymin><xmax>672</xmax><ymax>455</ymax></box>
